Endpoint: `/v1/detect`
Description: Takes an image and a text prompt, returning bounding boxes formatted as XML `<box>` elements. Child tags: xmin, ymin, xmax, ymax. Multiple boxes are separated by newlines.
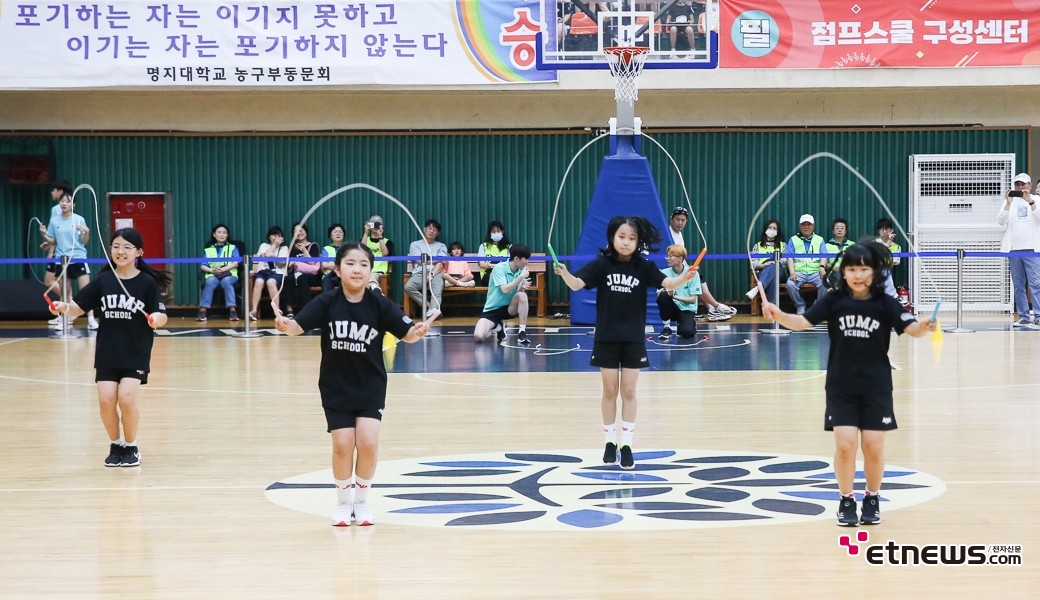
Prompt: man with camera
<box><xmin>362</xmin><ymin>215</ymin><xmax>394</xmax><ymax>294</ymax></box>
<box><xmin>998</xmin><ymin>173</ymin><xmax>1040</xmax><ymax>327</ymax></box>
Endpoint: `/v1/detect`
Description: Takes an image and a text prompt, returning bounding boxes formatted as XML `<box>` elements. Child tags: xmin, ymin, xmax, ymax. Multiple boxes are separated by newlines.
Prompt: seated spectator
<box><xmin>474</xmin><ymin>244</ymin><xmax>532</xmax><ymax>345</ymax></box>
<box><xmin>657</xmin><ymin>244</ymin><xmax>701</xmax><ymax>339</ymax></box>
<box><xmin>361</xmin><ymin>215</ymin><xmax>393</xmax><ymax>293</ymax></box>
<box><xmin>404</xmin><ymin>219</ymin><xmax>448</xmax><ymax>317</ymax></box>
<box><xmin>321</xmin><ymin>223</ymin><xmax>346</xmax><ymax>292</ymax></box>
<box><xmin>249</xmin><ymin>226</ymin><xmax>288</xmax><ymax>320</ymax></box>
<box><xmin>785</xmin><ymin>214</ymin><xmax>827</xmax><ymax>315</ymax></box>
<box><xmin>665</xmin><ymin>206</ymin><xmax>734</xmax><ymax>321</ymax></box>
<box><xmin>197</xmin><ymin>223</ymin><xmax>242</xmax><ymax>322</ymax></box>
<box><xmin>750</xmin><ymin>219</ymin><xmax>787</xmax><ymax>305</ymax></box>
<box><xmin>666</xmin><ymin>0</ymin><xmax>696</xmax><ymax>52</ymax></box>
<box><xmin>822</xmin><ymin>217</ymin><xmax>854</xmax><ymax>290</ymax></box>
<box><xmin>287</xmin><ymin>222</ymin><xmax>322</xmax><ymax>318</ymax></box>
<box><xmin>444</xmin><ymin>241</ymin><xmax>476</xmax><ymax>287</ymax></box>
<box><xmin>875</xmin><ymin>217</ymin><xmax>902</xmax><ymax>300</ymax></box>
<box><xmin>477</xmin><ymin>220</ymin><xmax>511</xmax><ymax>286</ymax></box>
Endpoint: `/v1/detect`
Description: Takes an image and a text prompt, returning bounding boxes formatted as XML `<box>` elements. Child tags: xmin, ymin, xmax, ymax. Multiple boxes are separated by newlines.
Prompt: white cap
<box><xmin>1013</xmin><ymin>173</ymin><xmax>1032</xmax><ymax>184</ymax></box>
<box><xmin>798</xmin><ymin>214</ymin><xmax>815</xmax><ymax>224</ymax></box>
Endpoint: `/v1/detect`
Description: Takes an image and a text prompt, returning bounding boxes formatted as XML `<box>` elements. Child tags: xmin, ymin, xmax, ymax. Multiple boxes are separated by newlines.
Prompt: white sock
<box><xmin>354</xmin><ymin>476</ymin><xmax>372</xmax><ymax>504</ymax></box>
<box><xmin>620</xmin><ymin>420</ymin><xmax>636</xmax><ymax>446</ymax></box>
<box><xmin>603</xmin><ymin>424</ymin><xmax>616</xmax><ymax>444</ymax></box>
<box><xmin>335</xmin><ymin>478</ymin><xmax>352</xmax><ymax>505</ymax></box>
<box><xmin>113</xmin><ymin>437</ymin><xmax>125</xmax><ymax>447</ymax></box>
<box><xmin>124</xmin><ymin>438</ymin><xmax>136</xmax><ymax>447</ymax></box>
<box><xmin>662</xmin><ymin>320</ymin><xmax>671</xmax><ymax>327</ymax></box>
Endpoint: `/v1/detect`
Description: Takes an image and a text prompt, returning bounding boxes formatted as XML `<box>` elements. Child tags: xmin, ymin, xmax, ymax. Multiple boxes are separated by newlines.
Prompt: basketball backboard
<box><xmin>538</xmin><ymin>0</ymin><xmax>719</xmax><ymax>70</ymax></box>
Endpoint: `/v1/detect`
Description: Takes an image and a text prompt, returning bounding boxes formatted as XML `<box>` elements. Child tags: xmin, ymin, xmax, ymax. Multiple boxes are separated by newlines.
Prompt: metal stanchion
<box><xmin>51</xmin><ymin>255</ymin><xmax>78</xmax><ymax>339</ymax></box>
<box><xmin>944</xmin><ymin>248</ymin><xmax>974</xmax><ymax>334</ymax></box>
<box><xmin>419</xmin><ymin>253</ymin><xmax>440</xmax><ymax>338</ymax></box>
<box><xmin>231</xmin><ymin>255</ymin><xmax>262</xmax><ymax>338</ymax></box>
<box><xmin>761</xmin><ymin>249</ymin><xmax>790</xmax><ymax>336</ymax></box>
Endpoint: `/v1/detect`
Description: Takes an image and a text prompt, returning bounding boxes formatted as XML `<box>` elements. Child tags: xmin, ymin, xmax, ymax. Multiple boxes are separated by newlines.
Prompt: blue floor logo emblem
<box><xmin>266</xmin><ymin>449</ymin><xmax>945</xmax><ymax>531</ymax></box>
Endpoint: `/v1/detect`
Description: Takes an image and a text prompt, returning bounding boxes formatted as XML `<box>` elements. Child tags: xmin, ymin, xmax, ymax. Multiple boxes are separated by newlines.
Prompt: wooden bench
<box><xmin>309</xmin><ymin>261</ymin><xmax>391</xmax><ymax>297</ymax></box>
<box><xmin>402</xmin><ymin>253</ymin><xmax>548</xmax><ymax>318</ymax></box>
<box><xmin>749</xmin><ymin>272</ymin><xmax>821</xmax><ymax>316</ymax></box>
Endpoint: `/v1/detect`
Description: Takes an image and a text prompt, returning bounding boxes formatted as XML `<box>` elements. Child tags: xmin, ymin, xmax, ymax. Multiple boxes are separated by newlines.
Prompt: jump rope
<box><xmin>546</xmin><ymin>128</ymin><xmax>708</xmax><ymax>277</ymax></box>
<box><xmin>743</xmin><ymin>152</ymin><xmax>943</xmax><ymax>326</ymax></box>
<box><xmin>272</xmin><ymin>183</ymin><xmax>441</xmax><ymax>329</ymax></box>
<box><xmin>40</xmin><ymin>184</ymin><xmax>156</xmax><ymax>325</ymax></box>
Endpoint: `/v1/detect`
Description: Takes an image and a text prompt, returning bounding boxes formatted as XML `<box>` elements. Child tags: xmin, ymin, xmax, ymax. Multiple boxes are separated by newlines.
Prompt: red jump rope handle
<box><xmin>43</xmin><ymin>293</ymin><xmax>58</xmax><ymax>313</ymax></box>
<box><xmin>685</xmin><ymin>248</ymin><xmax>708</xmax><ymax>280</ymax></box>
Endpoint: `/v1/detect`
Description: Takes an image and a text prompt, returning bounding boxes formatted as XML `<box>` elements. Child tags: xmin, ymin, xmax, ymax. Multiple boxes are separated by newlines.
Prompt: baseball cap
<box><xmin>799</xmin><ymin>214</ymin><xmax>815</xmax><ymax>224</ymax></box>
<box><xmin>671</xmin><ymin>206</ymin><xmax>689</xmax><ymax>217</ymax></box>
<box><xmin>1013</xmin><ymin>173</ymin><xmax>1032</xmax><ymax>185</ymax></box>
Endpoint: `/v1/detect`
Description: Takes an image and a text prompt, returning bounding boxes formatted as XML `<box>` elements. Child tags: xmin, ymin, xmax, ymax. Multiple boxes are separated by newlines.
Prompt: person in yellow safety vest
<box><xmin>784</xmin><ymin>214</ymin><xmax>827</xmax><ymax>315</ymax></box>
<box><xmin>197</xmin><ymin>223</ymin><xmax>242</xmax><ymax>322</ymax></box>
<box><xmin>361</xmin><ymin>215</ymin><xmax>393</xmax><ymax>294</ymax></box>
<box><xmin>875</xmin><ymin>217</ymin><xmax>902</xmax><ymax>300</ymax></box>
<box><xmin>476</xmin><ymin>220</ymin><xmax>511</xmax><ymax>286</ymax></box>
<box><xmin>822</xmin><ymin>217</ymin><xmax>854</xmax><ymax>290</ymax></box>
<box><xmin>321</xmin><ymin>223</ymin><xmax>346</xmax><ymax>293</ymax></box>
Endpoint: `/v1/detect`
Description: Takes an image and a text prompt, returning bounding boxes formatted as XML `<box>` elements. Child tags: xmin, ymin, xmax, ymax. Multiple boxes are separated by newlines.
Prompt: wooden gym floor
<box><xmin>0</xmin><ymin>314</ymin><xmax>1037</xmax><ymax>598</ymax></box>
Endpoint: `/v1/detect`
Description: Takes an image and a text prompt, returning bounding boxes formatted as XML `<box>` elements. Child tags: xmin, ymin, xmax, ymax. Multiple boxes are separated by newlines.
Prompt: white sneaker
<box><xmin>47</xmin><ymin>316</ymin><xmax>60</xmax><ymax>325</ymax></box>
<box><xmin>87</xmin><ymin>314</ymin><xmax>99</xmax><ymax>330</ymax></box>
<box><xmin>426</xmin><ymin>308</ymin><xmax>438</xmax><ymax>318</ymax></box>
<box><xmin>716</xmin><ymin>302</ymin><xmax>737</xmax><ymax>315</ymax></box>
<box><xmin>331</xmin><ymin>503</ymin><xmax>353</xmax><ymax>527</ymax></box>
<box><xmin>352</xmin><ymin>502</ymin><xmax>375</xmax><ymax>526</ymax></box>
<box><xmin>707</xmin><ymin>307</ymin><xmax>733</xmax><ymax>322</ymax></box>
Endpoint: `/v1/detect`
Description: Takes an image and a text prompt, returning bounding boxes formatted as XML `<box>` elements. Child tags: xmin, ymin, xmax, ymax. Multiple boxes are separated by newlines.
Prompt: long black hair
<box><xmin>758</xmin><ymin>219</ymin><xmax>784</xmax><ymax>248</ymax></box>
<box><xmin>831</xmin><ymin>241</ymin><xmax>889</xmax><ymax>298</ymax></box>
<box><xmin>600</xmin><ymin>216</ymin><xmax>662</xmax><ymax>260</ymax></box>
<box><xmin>483</xmin><ymin>220</ymin><xmax>510</xmax><ymax>251</ymax></box>
<box><xmin>105</xmin><ymin>227</ymin><xmax>171</xmax><ymax>287</ymax></box>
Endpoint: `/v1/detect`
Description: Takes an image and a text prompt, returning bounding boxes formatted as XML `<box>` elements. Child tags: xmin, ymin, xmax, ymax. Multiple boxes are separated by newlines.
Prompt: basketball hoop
<box><xmin>604</xmin><ymin>46</ymin><xmax>649</xmax><ymax>104</ymax></box>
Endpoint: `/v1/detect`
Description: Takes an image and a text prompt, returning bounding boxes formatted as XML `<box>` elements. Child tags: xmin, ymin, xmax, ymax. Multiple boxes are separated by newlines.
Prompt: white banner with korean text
<box><xmin>0</xmin><ymin>0</ymin><xmax>555</xmax><ymax>88</ymax></box>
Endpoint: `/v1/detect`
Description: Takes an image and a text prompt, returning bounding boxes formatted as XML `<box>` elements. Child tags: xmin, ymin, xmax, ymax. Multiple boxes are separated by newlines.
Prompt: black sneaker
<box><xmin>618</xmin><ymin>445</ymin><xmax>635</xmax><ymax>470</ymax></box>
<box><xmin>517</xmin><ymin>330</ymin><xmax>531</xmax><ymax>345</ymax></box>
<box><xmin>658</xmin><ymin>326</ymin><xmax>673</xmax><ymax>340</ymax></box>
<box><xmin>860</xmin><ymin>493</ymin><xmax>881</xmax><ymax>525</ymax></box>
<box><xmin>495</xmin><ymin>323</ymin><xmax>506</xmax><ymax>343</ymax></box>
<box><xmin>121</xmin><ymin>445</ymin><xmax>141</xmax><ymax>467</ymax></box>
<box><xmin>195</xmin><ymin>308</ymin><xmax>207</xmax><ymax>322</ymax></box>
<box><xmin>602</xmin><ymin>442</ymin><xmax>618</xmax><ymax>464</ymax></box>
<box><xmin>104</xmin><ymin>443</ymin><xmax>123</xmax><ymax>467</ymax></box>
<box><xmin>837</xmin><ymin>496</ymin><xmax>858</xmax><ymax>527</ymax></box>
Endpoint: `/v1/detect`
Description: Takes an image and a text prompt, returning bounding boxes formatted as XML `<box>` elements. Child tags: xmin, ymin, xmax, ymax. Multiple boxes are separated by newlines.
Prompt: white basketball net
<box><xmin>604</xmin><ymin>47</ymin><xmax>649</xmax><ymax>104</ymax></box>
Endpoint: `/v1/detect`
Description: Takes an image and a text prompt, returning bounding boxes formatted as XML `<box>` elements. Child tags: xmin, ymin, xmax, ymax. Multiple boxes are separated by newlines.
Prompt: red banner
<box><xmin>720</xmin><ymin>0</ymin><xmax>1040</xmax><ymax>68</ymax></box>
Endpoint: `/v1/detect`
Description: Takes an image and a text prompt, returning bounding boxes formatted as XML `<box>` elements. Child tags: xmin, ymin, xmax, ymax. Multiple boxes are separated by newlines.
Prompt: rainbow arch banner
<box><xmin>721</xmin><ymin>0</ymin><xmax>1040</xmax><ymax>69</ymax></box>
<box><xmin>0</xmin><ymin>0</ymin><xmax>556</xmax><ymax>88</ymax></box>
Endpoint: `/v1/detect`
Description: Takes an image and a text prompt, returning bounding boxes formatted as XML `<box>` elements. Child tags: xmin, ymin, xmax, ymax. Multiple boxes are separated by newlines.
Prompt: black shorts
<box><xmin>590</xmin><ymin>341</ymin><xmax>649</xmax><ymax>369</ymax></box>
<box><xmin>95</xmin><ymin>367</ymin><xmax>148</xmax><ymax>385</ymax></box>
<box><xmin>480</xmin><ymin>305</ymin><xmax>513</xmax><ymax>324</ymax></box>
<box><xmin>47</xmin><ymin>262</ymin><xmax>90</xmax><ymax>278</ymax></box>
<box><xmin>325</xmin><ymin>405</ymin><xmax>383</xmax><ymax>432</ymax></box>
<box><xmin>824</xmin><ymin>391</ymin><xmax>897</xmax><ymax>431</ymax></box>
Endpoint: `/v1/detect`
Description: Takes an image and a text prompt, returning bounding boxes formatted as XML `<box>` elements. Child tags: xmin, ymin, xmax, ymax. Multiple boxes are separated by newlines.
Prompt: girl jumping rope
<box><xmin>49</xmin><ymin>228</ymin><xmax>169</xmax><ymax>467</ymax></box>
<box><xmin>760</xmin><ymin>241</ymin><xmax>936</xmax><ymax>526</ymax></box>
<box><xmin>553</xmin><ymin>216</ymin><xmax>691</xmax><ymax>470</ymax></box>
<box><xmin>275</xmin><ymin>242</ymin><xmax>431</xmax><ymax>526</ymax></box>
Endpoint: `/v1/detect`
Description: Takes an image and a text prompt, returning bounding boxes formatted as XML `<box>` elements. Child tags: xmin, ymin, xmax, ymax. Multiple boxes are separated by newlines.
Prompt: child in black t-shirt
<box><xmin>553</xmin><ymin>216</ymin><xmax>691</xmax><ymax>471</ymax></box>
<box><xmin>761</xmin><ymin>241</ymin><xmax>935</xmax><ymax>527</ymax></box>
<box><xmin>50</xmin><ymin>228</ymin><xmax>169</xmax><ymax>468</ymax></box>
<box><xmin>275</xmin><ymin>242</ymin><xmax>430</xmax><ymax>527</ymax></box>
